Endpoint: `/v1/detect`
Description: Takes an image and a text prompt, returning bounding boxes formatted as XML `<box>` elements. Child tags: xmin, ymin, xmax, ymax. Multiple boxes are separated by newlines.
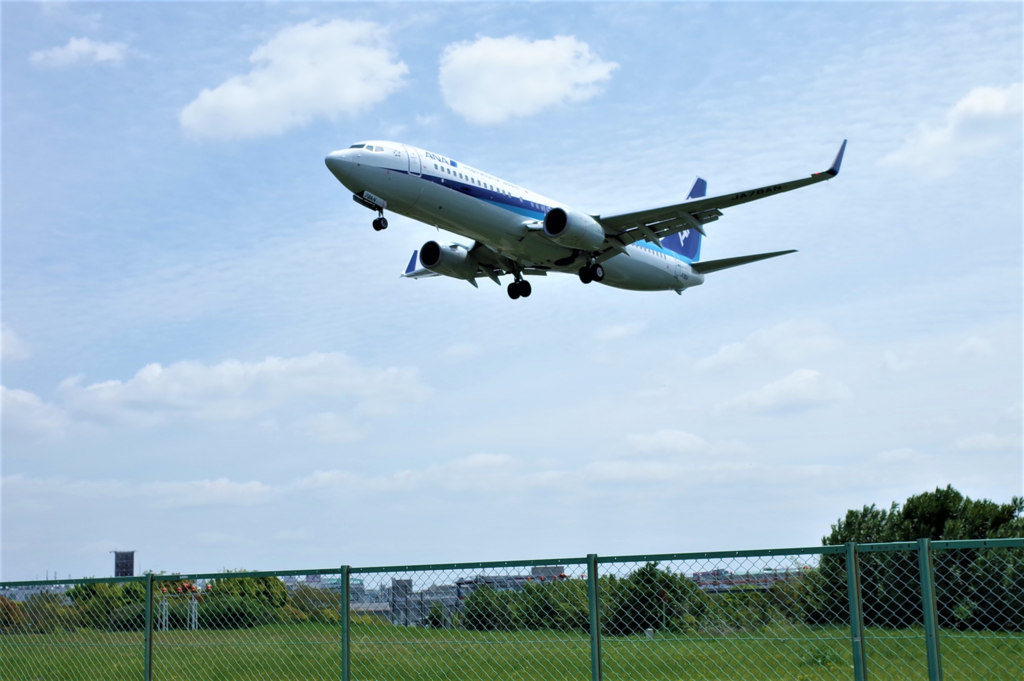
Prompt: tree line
<box><xmin>2</xmin><ymin>486</ymin><xmax>1020</xmax><ymax>635</ymax></box>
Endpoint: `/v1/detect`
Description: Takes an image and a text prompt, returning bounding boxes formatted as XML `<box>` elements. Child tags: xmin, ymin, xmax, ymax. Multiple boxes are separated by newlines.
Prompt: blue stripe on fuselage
<box><xmin>390</xmin><ymin>167</ymin><xmax>550</xmax><ymax>220</ymax></box>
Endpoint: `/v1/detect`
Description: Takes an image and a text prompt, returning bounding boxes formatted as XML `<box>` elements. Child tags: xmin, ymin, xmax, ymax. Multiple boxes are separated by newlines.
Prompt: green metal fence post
<box><xmin>845</xmin><ymin>542</ymin><xmax>868</xmax><ymax>681</ymax></box>
<box><xmin>917</xmin><ymin>538</ymin><xmax>943</xmax><ymax>681</ymax></box>
<box><xmin>341</xmin><ymin>565</ymin><xmax>351</xmax><ymax>681</ymax></box>
<box><xmin>144</xmin><ymin>573</ymin><xmax>154</xmax><ymax>681</ymax></box>
<box><xmin>587</xmin><ymin>554</ymin><xmax>602</xmax><ymax>681</ymax></box>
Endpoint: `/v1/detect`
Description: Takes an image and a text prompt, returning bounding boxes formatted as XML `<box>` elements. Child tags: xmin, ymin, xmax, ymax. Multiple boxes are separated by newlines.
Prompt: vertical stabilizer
<box><xmin>661</xmin><ymin>177</ymin><xmax>706</xmax><ymax>262</ymax></box>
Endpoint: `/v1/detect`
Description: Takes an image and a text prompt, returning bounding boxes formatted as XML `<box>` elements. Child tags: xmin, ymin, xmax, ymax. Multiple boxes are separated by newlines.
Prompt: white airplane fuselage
<box><xmin>325</xmin><ymin>141</ymin><xmax>705</xmax><ymax>292</ymax></box>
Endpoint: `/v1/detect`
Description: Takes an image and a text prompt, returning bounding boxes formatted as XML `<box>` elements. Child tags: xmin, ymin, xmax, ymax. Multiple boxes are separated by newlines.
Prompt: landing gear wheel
<box><xmin>591</xmin><ymin>264</ymin><xmax>605</xmax><ymax>282</ymax></box>
<box><xmin>372</xmin><ymin>218</ymin><xmax>383</xmax><ymax>231</ymax></box>
<box><xmin>507</xmin><ymin>282</ymin><xmax>521</xmax><ymax>300</ymax></box>
<box><xmin>519</xmin><ymin>280</ymin><xmax>532</xmax><ymax>297</ymax></box>
<box><xmin>578</xmin><ymin>266</ymin><xmax>593</xmax><ymax>284</ymax></box>
<box><xmin>378</xmin><ymin>217</ymin><xmax>388</xmax><ymax>229</ymax></box>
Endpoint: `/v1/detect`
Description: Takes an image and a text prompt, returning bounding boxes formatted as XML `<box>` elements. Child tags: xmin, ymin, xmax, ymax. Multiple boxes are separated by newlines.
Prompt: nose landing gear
<box><xmin>578</xmin><ymin>263</ymin><xmax>604</xmax><ymax>284</ymax></box>
<box><xmin>372</xmin><ymin>215</ymin><xmax>388</xmax><ymax>231</ymax></box>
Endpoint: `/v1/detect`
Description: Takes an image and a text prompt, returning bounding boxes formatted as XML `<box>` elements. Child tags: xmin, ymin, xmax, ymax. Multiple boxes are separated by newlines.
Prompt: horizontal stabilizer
<box><xmin>400</xmin><ymin>249</ymin><xmax>442</xmax><ymax>279</ymax></box>
<box><xmin>691</xmin><ymin>249</ymin><xmax>797</xmax><ymax>274</ymax></box>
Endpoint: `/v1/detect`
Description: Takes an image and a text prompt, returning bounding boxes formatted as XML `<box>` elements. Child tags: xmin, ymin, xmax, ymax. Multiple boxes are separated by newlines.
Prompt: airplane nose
<box><xmin>325</xmin><ymin>150</ymin><xmax>349</xmax><ymax>176</ymax></box>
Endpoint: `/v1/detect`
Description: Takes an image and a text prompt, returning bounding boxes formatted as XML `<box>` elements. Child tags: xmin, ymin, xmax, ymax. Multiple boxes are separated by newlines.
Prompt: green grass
<box><xmin>1</xmin><ymin>622</ymin><xmax>1021</xmax><ymax>680</ymax></box>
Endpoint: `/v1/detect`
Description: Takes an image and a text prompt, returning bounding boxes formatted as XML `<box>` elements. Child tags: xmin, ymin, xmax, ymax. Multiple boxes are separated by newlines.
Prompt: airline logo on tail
<box><xmin>661</xmin><ymin>177</ymin><xmax>706</xmax><ymax>262</ymax></box>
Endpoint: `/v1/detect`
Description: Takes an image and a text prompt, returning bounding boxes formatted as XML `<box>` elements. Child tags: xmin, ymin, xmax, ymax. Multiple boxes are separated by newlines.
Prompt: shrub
<box><xmin>291</xmin><ymin>585</ymin><xmax>340</xmax><ymax>623</ymax></box>
<box><xmin>211</xmin><ymin>573</ymin><xmax>288</xmax><ymax>608</ymax></box>
<box><xmin>110</xmin><ymin>602</ymin><xmax>146</xmax><ymax>632</ymax></box>
<box><xmin>23</xmin><ymin>593</ymin><xmax>75</xmax><ymax>634</ymax></box>
<box><xmin>0</xmin><ymin>596</ymin><xmax>26</xmax><ymax>633</ymax></box>
<box><xmin>198</xmin><ymin>595</ymin><xmax>273</xmax><ymax>630</ymax></box>
<box><xmin>276</xmin><ymin>604</ymin><xmax>309</xmax><ymax>624</ymax></box>
<box><xmin>463</xmin><ymin>586</ymin><xmax>517</xmax><ymax>631</ymax></box>
<box><xmin>426</xmin><ymin>601</ymin><xmax>447</xmax><ymax>628</ymax></box>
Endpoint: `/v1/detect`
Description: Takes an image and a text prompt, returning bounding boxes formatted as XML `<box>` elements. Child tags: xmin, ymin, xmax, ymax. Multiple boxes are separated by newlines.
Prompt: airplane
<box><xmin>324</xmin><ymin>139</ymin><xmax>846</xmax><ymax>300</ymax></box>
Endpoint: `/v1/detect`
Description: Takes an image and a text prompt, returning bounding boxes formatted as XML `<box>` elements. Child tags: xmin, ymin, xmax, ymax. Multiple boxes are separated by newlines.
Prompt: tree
<box><xmin>823</xmin><ymin>486</ymin><xmax>1022</xmax><ymax>544</ymax></box>
<box><xmin>815</xmin><ymin>486</ymin><xmax>1024</xmax><ymax>629</ymax></box>
<box><xmin>604</xmin><ymin>563</ymin><xmax>710</xmax><ymax>636</ymax></box>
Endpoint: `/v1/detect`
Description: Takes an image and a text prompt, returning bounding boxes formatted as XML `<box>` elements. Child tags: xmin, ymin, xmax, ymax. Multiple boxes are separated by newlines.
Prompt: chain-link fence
<box><xmin>1</xmin><ymin>539</ymin><xmax>1020</xmax><ymax>680</ymax></box>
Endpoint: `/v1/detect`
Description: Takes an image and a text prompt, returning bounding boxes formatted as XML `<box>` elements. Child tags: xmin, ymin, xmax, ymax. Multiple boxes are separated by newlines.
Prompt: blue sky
<box><xmin>2</xmin><ymin>2</ymin><xmax>1021</xmax><ymax>581</ymax></box>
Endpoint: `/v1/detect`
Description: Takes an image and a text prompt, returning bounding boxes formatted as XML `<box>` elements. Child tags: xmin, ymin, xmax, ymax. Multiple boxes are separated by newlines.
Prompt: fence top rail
<box><xmin>857</xmin><ymin>541</ymin><xmax>920</xmax><ymax>553</ymax></box>
<box><xmin>150</xmin><ymin>567</ymin><xmax>343</xmax><ymax>583</ymax></box>
<box><xmin>597</xmin><ymin>545</ymin><xmax>845</xmax><ymax>564</ymax></box>
<box><xmin>932</xmin><ymin>537</ymin><xmax>1024</xmax><ymax>550</ymax></box>
<box><xmin>0</xmin><ymin>575</ymin><xmax>147</xmax><ymax>588</ymax></box>
<box><xmin>350</xmin><ymin>556</ymin><xmax>590</xmax><ymax>574</ymax></box>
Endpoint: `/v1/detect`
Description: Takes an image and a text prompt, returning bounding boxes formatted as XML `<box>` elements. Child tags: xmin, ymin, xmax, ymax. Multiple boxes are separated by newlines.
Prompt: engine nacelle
<box><xmin>419</xmin><ymin>241</ymin><xmax>479</xmax><ymax>280</ymax></box>
<box><xmin>543</xmin><ymin>207</ymin><xmax>606</xmax><ymax>251</ymax></box>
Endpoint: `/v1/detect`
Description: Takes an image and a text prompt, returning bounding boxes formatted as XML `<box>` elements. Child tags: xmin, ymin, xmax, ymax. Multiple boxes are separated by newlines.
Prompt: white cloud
<box><xmin>180</xmin><ymin>20</ymin><xmax>408</xmax><ymax>139</ymax></box>
<box><xmin>954</xmin><ymin>433</ymin><xmax>1022</xmax><ymax>452</ymax></box>
<box><xmin>955</xmin><ymin>336</ymin><xmax>994</xmax><ymax>358</ymax></box>
<box><xmin>722</xmin><ymin>369</ymin><xmax>852</xmax><ymax>414</ymax></box>
<box><xmin>586</xmin><ymin>460</ymin><xmax>687</xmax><ymax>484</ymax></box>
<box><xmin>594</xmin><ymin>323</ymin><xmax>646</xmax><ymax>342</ymax></box>
<box><xmin>273</xmin><ymin>529</ymin><xmax>312</xmax><ymax>542</ymax></box>
<box><xmin>1</xmin><ymin>386</ymin><xmax>69</xmax><ymax>440</ymax></box>
<box><xmin>439</xmin><ymin>35</ymin><xmax>618</xmax><ymax>125</ymax></box>
<box><xmin>695</xmin><ymin>320</ymin><xmax>841</xmax><ymax>372</ymax></box>
<box><xmin>2</xmin><ymin>353</ymin><xmax>428</xmax><ymax>442</ymax></box>
<box><xmin>2</xmin><ymin>325</ymin><xmax>29</xmax><ymax>360</ymax></box>
<box><xmin>293</xmin><ymin>412</ymin><xmax>365</xmax><ymax>444</ymax></box>
<box><xmin>882</xmin><ymin>83</ymin><xmax>1023</xmax><ymax>177</ymax></box>
<box><xmin>39</xmin><ymin>3</ymin><xmax>102</xmax><ymax>31</ymax></box>
<box><xmin>626</xmin><ymin>429</ymin><xmax>707</xmax><ymax>454</ymax></box>
<box><xmin>441</xmin><ymin>342</ymin><xmax>480</xmax><ymax>360</ymax></box>
<box><xmin>1000</xmin><ymin>401</ymin><xmax>1022</xmax><ymax>424</ymax></box>
<box><xmin>875</xmin><ymin>448</ymin><xmax>928</xmax><ymax>464</ymax></box>
<box><xmin>54</xmin><ymin>352</ymin><xmax>428</xmax><ymax>427</ymax></box>
<box><xmin>30</xmin><ymin>37</ymin><xmax>126</xmax><ymax>67</ymax></box>
<box><xmin>4</xmin><ymin>474</ymin><xmax>273</xmax><ymax>509</ymax></box>
<box><xmin>881</xmin><ymin>351</ymin><xmax>918</xmax><ymax>373</ymax></box>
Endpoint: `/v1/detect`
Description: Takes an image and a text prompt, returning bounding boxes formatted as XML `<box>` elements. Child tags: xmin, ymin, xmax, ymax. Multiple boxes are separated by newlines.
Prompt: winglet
<box><xmin>825</xmin><ymin>140</ymin><xmax>847</xmax><ymax>177</ymax></box>
<box><xmin>404</xmin><ymin>250</ymin><xmax>419</xmax><ymax>275</ymax></box>
<box><xmin>687</xmin><ymin>177</ymin><xmax>707</xmax><ymax>200</ymax></box>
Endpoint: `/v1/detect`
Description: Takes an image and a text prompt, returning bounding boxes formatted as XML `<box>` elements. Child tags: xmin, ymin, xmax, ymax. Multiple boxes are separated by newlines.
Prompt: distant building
<box><xmin>113</xmin><ymin>551</ymin><xmax>135</xmax><ymax>577</ymax></box>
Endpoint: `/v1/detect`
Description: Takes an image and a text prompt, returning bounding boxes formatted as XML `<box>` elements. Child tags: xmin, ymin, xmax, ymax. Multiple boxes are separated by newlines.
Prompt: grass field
<box><xmin>2</xmin><ymin>621</ymin><xmax>1021</xmax><ymax>681</ymax></box>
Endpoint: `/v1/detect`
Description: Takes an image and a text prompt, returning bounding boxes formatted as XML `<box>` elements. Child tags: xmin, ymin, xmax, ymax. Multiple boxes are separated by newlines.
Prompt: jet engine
<box><xmin>419</xmin><ymin>241</ymin><xmax>480</xmax><ymax>280</ymax></box>
<box><xmin>543</xmin><ymin>207</ymin><xmax>606</xmax><ymax>251</ymax></box>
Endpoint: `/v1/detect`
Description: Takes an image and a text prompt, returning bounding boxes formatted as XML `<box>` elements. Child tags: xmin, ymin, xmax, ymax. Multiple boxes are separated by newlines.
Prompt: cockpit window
<box><xmin>349</xmin><ymin>144</ymin><xmax>365</xmax><ymax>149</ymax></box>
<box><xmin>372</xmin><ymin>146</ymin><xmax>383</xmax><ymax>152</ymax></box>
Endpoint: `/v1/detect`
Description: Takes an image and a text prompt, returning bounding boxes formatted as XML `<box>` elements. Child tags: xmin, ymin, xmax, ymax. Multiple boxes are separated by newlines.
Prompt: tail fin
<box><xmin>661</xmin><ymin>177</ymin><xmax>706</xmax><ymax>262</ymax></box>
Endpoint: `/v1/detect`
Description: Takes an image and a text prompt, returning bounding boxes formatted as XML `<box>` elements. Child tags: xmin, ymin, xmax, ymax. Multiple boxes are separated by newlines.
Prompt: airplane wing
<box><xmin>691</xmin><ymin>249</ymin><xmax>797</xmax><ymax>274</ymax></box>
<box><xmin>592</xmin><ymin>140</ymin><xmax>846</xmax><ymax>261</ymax></box>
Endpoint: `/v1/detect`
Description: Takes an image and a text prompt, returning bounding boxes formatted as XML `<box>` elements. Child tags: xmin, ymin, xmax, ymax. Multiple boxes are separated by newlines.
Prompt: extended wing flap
<box><xmin>691</xmin><ymin>249</ymin><xmax>797</xmax><ymax>274</ymax></box>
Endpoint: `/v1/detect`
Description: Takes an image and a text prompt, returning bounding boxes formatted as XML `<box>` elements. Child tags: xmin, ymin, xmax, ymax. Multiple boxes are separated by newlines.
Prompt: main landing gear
<box><xmin>372</xmin><ymin>215</ymin><xmax>389</xmax><ymax>231</ymax></box>
<box><xmin>578</xmin><ymin>263</ymin><xmax>605</xmax><ymax>284</ymax></box>
<box><xmin>507</xmin><ymin>279</ymin><xmax>532</xmax><ymax>300</ymax></box>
